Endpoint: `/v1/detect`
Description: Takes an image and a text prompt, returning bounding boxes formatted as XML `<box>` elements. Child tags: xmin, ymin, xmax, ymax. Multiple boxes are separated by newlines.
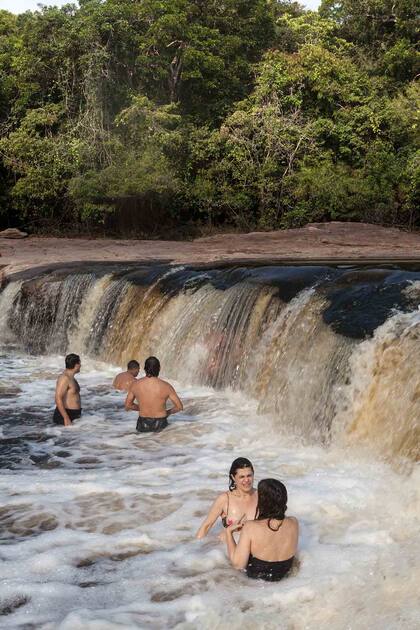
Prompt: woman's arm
<box><xmin>195</xmin><ymin>494</ymin><xmax>225</xmax><ymax>539</ymax></box>
<box><xmin>226</xmin><ymin>521</ymin><xmax>251</xmax><ymax>570</ymax></box>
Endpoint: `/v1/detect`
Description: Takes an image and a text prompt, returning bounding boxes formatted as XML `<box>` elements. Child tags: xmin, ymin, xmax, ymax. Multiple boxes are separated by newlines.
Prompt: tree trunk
<box><xmin>167</xmin><ymin>41</ymin><xmax>186</xmax><ymax>103</ymax></box>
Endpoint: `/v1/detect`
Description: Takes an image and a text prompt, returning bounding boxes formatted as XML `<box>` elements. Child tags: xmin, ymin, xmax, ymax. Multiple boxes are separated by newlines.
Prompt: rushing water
<box><xmin>0</xmin><ymin>263</ymin><xmax>420</xmax><ymax>629</ymax></box>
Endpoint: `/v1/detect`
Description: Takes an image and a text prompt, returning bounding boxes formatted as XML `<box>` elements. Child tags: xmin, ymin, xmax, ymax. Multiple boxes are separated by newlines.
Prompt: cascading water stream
<box><xmin>0</xmin><ymin>263</ymin><xmax>419</xmax><ymax>629</ymax></box>
<box><xmin>2</xmin><ymin>263</ymin><xmax>419</xmax><ymax>459</ymax></box>
<box><xmin>0</xmin><ymin>281</ymin><xmax>23</xmax><ymax>343</ymax></box>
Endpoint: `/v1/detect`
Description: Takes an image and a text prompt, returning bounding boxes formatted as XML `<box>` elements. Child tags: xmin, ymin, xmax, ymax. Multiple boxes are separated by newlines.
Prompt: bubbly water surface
<box><xmin>0</xmin><ymin>352</ymin><xmax>419</xmax><ymax>629</ymax></box>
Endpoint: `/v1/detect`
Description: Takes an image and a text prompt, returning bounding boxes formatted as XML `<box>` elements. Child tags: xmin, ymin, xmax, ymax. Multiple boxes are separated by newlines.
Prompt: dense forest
<box><xmin>0</xmin><ymin>0</ymin><xmax>418</xmax><ymax>236</ymax></box>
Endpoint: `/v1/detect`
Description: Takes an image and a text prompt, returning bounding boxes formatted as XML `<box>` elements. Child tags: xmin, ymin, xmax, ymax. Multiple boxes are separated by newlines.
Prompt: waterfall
<box><xmin>0</xmin><ymin>280</ymin><xmax>23</xmax><ymax>343</ymax></box>
<box><xmin>67</xmin><ymin>275</ymin><xmax>114</xmax><ymax>355</ymax></box>
<box><xmin>335</xmin><ymin>308</ymin><xmax>420</xmax><ymax>461</ymax></box>
<box><xmin>1</xmin><ymin>263</ymin><xmax>420</xmax><ymax>460</ymax></box>
<box><xmin>8</xmin><ymin>273</ymin><xmax>95</xmax><ymax>354</ymax></box>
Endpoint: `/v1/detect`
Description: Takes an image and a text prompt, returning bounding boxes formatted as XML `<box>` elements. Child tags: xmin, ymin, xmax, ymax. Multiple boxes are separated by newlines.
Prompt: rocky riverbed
<box><xmin>1</xmin><ymin>222</ymin><xmax>420</xmax><ymax>281</ymax></box>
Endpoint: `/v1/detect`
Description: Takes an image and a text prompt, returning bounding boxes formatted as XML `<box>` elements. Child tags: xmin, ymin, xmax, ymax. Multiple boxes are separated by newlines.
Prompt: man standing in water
<box><xmin>124</xmin><ymin>356</ymin><xmax>183</xmax><ymax>432</ymax></box>
<box><xmin>113</xmin><ymin>360</ymin><xmax>140</xmax><ymax>391</ymax></box>
<box><xmin>53</xmin><ymin>353</ymin><xmax>82</xmax><ymax>426</ymax></box>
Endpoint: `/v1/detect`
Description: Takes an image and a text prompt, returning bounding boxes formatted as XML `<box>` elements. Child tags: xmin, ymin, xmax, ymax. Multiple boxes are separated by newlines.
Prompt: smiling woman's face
<box><xmin>233</xmin><ymin>467</ymin><xmax>254</xmax><ymax>492</ymax></box>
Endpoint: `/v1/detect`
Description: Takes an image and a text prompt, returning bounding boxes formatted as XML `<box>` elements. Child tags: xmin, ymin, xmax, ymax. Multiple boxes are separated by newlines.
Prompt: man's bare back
<box><xmin>126</xmin><ymin>377</ymin><xmax>182</xmax><ymax>417</ymax></box>
<box><xmin>124</xmin><ymin>357</ymin><xmax>183</xmax><ymax>433</ymax></box>
<box><xmin>113</xmin><ymin>371</ymin><xmax>137</xmax><ymax>392</ymax></box>
<box><xmin>113</xmin><ymin>361</ymin><xmax>140</xmax><ymax>392</ymax></box>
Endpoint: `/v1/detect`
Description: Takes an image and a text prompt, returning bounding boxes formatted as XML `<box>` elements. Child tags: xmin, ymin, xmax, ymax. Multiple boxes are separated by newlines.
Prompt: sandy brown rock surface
<box><xmin>0</xmin><ymin>228</ymin><xmax>28</xmax><ymax>239</ymax></box>
<box><xmin>1</xmin><ymin>222</ymin><xmax>420</xmax><ymax>279</ymax></box>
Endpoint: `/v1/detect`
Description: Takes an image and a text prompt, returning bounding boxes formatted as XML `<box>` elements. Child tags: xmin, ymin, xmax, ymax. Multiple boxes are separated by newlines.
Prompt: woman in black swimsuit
<box><xmin>225</xmin><ymin>478</ymin><xmax>298</xmax><ymax>581</ymax></box>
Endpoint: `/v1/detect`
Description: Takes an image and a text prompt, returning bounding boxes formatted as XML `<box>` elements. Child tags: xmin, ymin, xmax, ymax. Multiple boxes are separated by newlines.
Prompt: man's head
<box><xmin>127</xmin><ymin>359</ymin><xmax>140</xmax><ymax>376</ymax></box>
<box><xmin>65</xmin><ymin>353</ymin><xmax>81</xmax><ymax>373</ymax></box>
<box><xmin>144</xmin><ymin>356</ymin><xmax>160</xmax><ymax>377</ymax></box>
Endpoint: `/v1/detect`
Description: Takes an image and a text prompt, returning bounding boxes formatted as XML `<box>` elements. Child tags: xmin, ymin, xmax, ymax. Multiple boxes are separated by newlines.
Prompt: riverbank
<box><xmin>1</xmin><ymin>222</ymin><xmax>420</xmax><ymax>280</ymax></box>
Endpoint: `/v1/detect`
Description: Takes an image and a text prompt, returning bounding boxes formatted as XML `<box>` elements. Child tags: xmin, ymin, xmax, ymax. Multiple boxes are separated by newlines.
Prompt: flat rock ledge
<box><xmin>0</xmin><ymin>228</ymin><xmax>28</xmax><ymax>239</ymax></box>
<box><xmin>1</xmin><ymin>222</ymin><xmax>420</xmax><ymax>281</ymax></box>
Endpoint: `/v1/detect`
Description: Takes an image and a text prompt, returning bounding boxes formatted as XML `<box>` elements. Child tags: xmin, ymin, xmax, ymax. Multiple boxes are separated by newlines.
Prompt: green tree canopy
<box><xmin>0</xmin><ymin>0</ymin><xmax>418</xmax><ymax>232</ymax></box>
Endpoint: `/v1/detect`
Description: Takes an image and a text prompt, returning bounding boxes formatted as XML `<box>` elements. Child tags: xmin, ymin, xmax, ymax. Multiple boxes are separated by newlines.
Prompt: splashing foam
<box><xmin>1</xmin><ymin>267</ymin><xmax>420</xmax><ymax>461</ymax></box>
<box><xmin>336</xmin><ymin>309</ymin><xmax>420</xmax><ymax>462</ymax></box>
<box><xmin>1</xmin><ymin>267</ymin><xmax>420</xmax><ymax>627</ymax></box>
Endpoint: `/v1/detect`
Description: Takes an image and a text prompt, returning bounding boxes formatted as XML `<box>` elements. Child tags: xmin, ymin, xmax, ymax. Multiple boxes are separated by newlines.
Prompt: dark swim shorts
<box><xmin>53</xmin><ymin>407</ymin><xmax>82</xmax><ymax>425</ymax></box>
<box><xmin>136</xmin><ymin>416</ymin><xmax>168</xmax><ymax>433</ymax></box>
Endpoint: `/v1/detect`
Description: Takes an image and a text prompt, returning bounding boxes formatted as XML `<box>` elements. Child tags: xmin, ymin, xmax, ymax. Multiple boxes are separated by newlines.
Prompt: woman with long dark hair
<box><xmin>225</xmin><ymin>478</ymin><xmax>298</xmax><ymax>581</ymax></box>
<box><xmin>196</xmin><ymin>457</ymin><xmax>257</xmax><ymax>539</ymax></box>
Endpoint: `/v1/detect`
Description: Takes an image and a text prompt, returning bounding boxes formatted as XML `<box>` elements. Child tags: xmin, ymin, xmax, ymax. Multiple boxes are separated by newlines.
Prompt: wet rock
<box><xmin>79</xmin><ymin>581</ymin><xmax>101</xmax><ymax>588</ymax></box>
<box><xmin>0</xmin><ymin>228</ymin><xmax>28</xmax><ymax>239</ymax></box>
<box><xmin>0</xmin><ymin>594</ymin><xmax>30</xmax><ymax>616</ymax></box>
<box><xmin>323</xmin><ymin>281</ymin><xmax>411</xmax><ymax>338</ymax></box>
<box><xmin>2</xmin><ymin>223</ymin><xmax>420</xmax><ymax>281</ymax></box>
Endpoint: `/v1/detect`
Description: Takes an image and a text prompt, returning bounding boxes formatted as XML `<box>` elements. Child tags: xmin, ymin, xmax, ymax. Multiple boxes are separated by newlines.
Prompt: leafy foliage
<box><xmin>0</xmin><ymin>1</ymin><xmax>418</xmax><ymax>233</ymax></box>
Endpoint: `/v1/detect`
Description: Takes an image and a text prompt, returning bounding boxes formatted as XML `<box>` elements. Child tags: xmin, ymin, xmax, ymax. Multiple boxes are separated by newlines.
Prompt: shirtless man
<box><xmin>53</xmin><ymin>353</ymin><xmax>82</xmax><ymax>426</ymax></box>
<box><xmin>113</xmin><ymin>360</ymin><xmax>140</xmax><ymax>391</ymax></box>
<box><xmin>124</xmin><ymin>356</ymin><xmax>183</xmax><ymax>432</ymax></box>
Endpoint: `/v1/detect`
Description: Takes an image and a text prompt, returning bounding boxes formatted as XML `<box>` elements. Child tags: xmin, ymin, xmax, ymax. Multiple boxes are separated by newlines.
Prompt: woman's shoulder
<box><xmin>249</xmin><ymin>516</ymin><xmax>298</xmax><ymax>529</ymax></box>
<box><xmin>240</xmin><ymin>520</ymin><xmax>257</xmax><ymax>535</ymax></box>
<box><xmin>215</xmin><ymin>491</ymin><xmax>229</xmax><ymax>504</ymax></box>
<box><xmin>243</xmin><ymin>519</ymin><xmax>263</xmax><ymax>532</ymax></box>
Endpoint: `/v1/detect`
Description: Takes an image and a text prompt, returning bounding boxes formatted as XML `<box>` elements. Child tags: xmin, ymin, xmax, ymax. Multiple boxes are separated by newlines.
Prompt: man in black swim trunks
<box><xmin>124</xmin><ymin>356</ymin><xmax>183</xmax><ymax>432</ymax></box>
<box><xmin>53</xmin><ymin>353</ymin><xmax>82</xmax><ymax>426</ymax></box>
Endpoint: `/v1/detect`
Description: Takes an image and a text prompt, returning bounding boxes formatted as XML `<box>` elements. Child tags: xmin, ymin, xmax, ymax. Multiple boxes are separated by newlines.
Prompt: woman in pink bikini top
<box><xmin>196</xmin><ymin>458</ymin><xmax>258</xmax><ymax>539</ymax></box>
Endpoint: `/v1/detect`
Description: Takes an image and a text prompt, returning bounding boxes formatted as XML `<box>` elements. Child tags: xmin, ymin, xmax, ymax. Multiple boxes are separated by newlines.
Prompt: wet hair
<box><xmin>127</xmin><ymin>360</ymin><xmax>140</xmax><ymax>370</ymax></box>
<box><xmin>256</xmin><ymin>479</ymin><xmax>288</xmax><ymax>530</ymax></box>
<box><xmin>65</xmin><ymin>353</ymin><xmax>80</xmax><ymax>369</ymax></box>
<box><xmin>229</xmin><ymin>457</ymin><xmax>254</xmax><ymax>491</ymax></box>
<box><xmin>144</xmin><ymin>356</ymin><xmax>160</xmax><ymax>377</ymax></box>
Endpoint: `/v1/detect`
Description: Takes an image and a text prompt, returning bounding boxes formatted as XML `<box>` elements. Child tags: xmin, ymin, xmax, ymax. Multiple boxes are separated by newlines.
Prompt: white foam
<box><xmin>0</xmin><ymin>352</ymin><xmax>419</xmax><ymax>629</ymax></box>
